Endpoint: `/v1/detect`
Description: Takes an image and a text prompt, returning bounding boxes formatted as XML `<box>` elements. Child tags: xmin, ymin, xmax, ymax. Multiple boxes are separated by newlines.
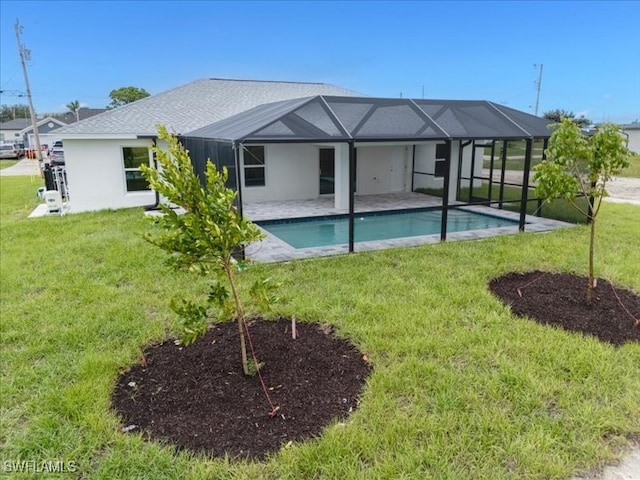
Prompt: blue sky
<box><xmin>1</xmin><ymin>0</ymin><xmax>639</xmax><ymax>124</ymax></box>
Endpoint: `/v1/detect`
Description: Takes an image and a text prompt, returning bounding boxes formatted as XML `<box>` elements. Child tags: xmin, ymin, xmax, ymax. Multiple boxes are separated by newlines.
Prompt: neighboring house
<box><xmin>1</xmin><ymin>109</ymin><xmax>107</xmax><ymax>147</ymax></box>
<box><xmin>54</xmin><ymin>77</ymin><xmax>552</xmax><ymax>217</ymax></box>
<box><xmin>622</xmin><ymin>122</ymin><xmax>640</xmax><ymax>154</ymax></box>
<box><xmin>21</xmin><ymin>117</ymin><xmax>68</xmax><ymax>148</ymax></box>
<box><xmin>0</xmin><ymin>118</ymin><xmax>31</xmax><ymax>144</ymax></box>
<box><xmin>54</xmin><ymin>108</ymin><xmax>107</xmax><ymax>124</ymax></box>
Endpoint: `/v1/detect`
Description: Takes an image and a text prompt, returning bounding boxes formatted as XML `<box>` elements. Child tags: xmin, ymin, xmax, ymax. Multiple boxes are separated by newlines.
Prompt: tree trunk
<box><xmin>224</xmin><ymin>261</ymin><xmax>249</xmax><ymax>375</ymax></box>
<box><xmin>586</xmin><ymin>216</ymin><xmax>595</xmax><ymax>306</ymax></box>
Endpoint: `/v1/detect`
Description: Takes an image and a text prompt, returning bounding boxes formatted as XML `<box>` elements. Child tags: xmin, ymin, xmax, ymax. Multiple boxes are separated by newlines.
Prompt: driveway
<box><xmin>0</xmin><ymin>158</ymin><xmax>42</xmax><ymax>177</ymax></box>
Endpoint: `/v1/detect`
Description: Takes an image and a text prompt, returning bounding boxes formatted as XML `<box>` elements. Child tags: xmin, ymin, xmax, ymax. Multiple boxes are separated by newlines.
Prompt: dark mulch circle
<box><xmin>111</xmin><ymin>319</ymin><xmax>371</xmax><ymax>460</ymax></box>
<box><xmin>489</xmin><ymin>271</ymin><xmax>640</xmax><ymax>346</ymax></box>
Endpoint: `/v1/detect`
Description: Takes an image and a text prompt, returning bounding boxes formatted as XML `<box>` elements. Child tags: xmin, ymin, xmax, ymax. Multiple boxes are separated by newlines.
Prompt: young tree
<box><xmin>140</xmin><ymin>125</ymin><xmax>278</xmax><ymax>375</ymax></box>
<box><xmin>533</xmin><ymin>119</ymin><xmax>629</xmax><ymax>305</ymax></box>
<box><xmin>106</xmin><ymin>86</ymin><xmax>150</xmax><ymax>109</ymax></box>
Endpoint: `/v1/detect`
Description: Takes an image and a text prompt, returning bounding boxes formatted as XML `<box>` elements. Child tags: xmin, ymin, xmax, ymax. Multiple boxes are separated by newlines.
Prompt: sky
<box><xmin>1</xmin><ymin>0</ymin><xmax>639</xmax><ymax>124</ymax></box>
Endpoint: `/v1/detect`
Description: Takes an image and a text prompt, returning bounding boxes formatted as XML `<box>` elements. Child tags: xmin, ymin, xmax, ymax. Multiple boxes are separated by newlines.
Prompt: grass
<box><xmin>0</xmin><ymin>159</ymin><xmax>19</xmax><ymax>170</ymax></box>
<box><xmin>2</xmin><ymin>175</ymin><xmax>639</xmax><ymax>479</ymax></box>
<box><xmin>618</xmin><ymin>153</ymin><xmax>640</xmax><ymax>178</ymax></box>
<box><xmin>417</xmin><ymin>183</ymin><xmax>589</xmax><ymax>224</ymax></box>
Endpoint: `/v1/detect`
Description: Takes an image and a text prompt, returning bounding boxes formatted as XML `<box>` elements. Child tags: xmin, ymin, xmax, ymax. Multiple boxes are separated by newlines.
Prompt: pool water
<box><xmin>258</xmin><ymin>208</ymin><xmax>518</xmax><ymax>249</ymax></box>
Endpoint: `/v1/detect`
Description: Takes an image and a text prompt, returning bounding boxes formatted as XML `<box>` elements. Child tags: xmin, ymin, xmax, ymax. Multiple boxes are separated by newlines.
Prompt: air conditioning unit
<box><xmin>44</xmin><ymin>190</ymin><xmax>63</xmax><ymax>214</ymax></box>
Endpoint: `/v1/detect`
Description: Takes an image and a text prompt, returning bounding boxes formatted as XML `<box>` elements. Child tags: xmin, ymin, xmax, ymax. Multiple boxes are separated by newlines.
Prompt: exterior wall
<box><xmin>356</xmin><ymin>146</ymin><xmax>408</xmax><ymax>195</ymax></box>
<box><xmin>65</xmin><ymin>138</ymin><xmax>155</xmax><ymax>212</ymax></box>
<box><xmin>0</xmin><ymin>129</ymin><xmax>23</xmax><ymax>143</ymax></box>
<box><xmin>625</xmin><ymin>128</ymin><xmax>640</xmax><ymax>154</ymax></box>
<box><xmin>412</xmin><ymin>143</ymin><xmax>441</xmax><ymax>190</ymax></box>
<box><xmin>240</xmin><ymin>143</ymin><xmax>411</xmax><ymax>203</ymax></box>
<box><xmin>240</xmin><ymin>143</ymin><xmax>319</xmax><ymax>203</ymax></box>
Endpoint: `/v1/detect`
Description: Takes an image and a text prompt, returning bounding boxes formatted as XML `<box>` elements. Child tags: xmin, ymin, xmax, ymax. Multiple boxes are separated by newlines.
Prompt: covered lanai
<box><xmin>180</xmin><ymin>95</ymin><xmax>555</xmax><ymax>255</ymax></box>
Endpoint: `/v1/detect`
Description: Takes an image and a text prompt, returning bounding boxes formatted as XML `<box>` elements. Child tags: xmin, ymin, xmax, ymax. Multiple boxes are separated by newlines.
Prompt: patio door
<box><xmin>319</xmin><ymin>148</ymin><xmax>335</xmax><ymax>194</ymax></box>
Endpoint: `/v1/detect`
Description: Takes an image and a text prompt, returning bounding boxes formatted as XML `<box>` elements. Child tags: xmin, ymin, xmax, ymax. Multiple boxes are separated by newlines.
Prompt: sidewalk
<box><xmin>0</xmin><ymin>157</ymin><xmax>42</xmax><ymax>177</ymax></box>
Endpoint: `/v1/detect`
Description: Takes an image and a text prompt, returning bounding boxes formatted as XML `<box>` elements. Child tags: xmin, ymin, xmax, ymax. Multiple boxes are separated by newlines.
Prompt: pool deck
<box><xmin>243</xmin><ymin>192</ymin><xmax>572</xmax><ymax>263</ymax></box>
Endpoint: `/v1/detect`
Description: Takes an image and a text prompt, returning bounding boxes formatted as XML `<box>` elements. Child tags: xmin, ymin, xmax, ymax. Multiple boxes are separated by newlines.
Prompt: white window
<box><xmin>122</xmin><ymin>146</ymin><xmax>151</xmax><ymax>192</ymax></box>
<box><xmin>243</xmin><ymin>146</ymin><xmax>265</xmax><ymax>187</ymax></box>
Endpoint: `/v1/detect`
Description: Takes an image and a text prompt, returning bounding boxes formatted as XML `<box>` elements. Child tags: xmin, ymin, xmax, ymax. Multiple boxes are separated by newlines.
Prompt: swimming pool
<box><xmin>257</xmin><ymin>208</ymin><xmax>519</xmax><ymax>249</ymax></box>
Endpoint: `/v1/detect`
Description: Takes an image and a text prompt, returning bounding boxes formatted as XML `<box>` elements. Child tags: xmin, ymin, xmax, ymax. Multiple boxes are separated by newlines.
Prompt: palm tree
<box><xmin>66</xmin><ymin>100</ymin><xmax>81</xmax><ymax>122</ymax></box>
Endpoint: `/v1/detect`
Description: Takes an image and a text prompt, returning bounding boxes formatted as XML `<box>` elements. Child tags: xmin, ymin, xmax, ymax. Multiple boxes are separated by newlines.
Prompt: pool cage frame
<box><xmin>178</xmin><ymin>96</ymin><xmax>555</xmax><ymax>254</ymax></box>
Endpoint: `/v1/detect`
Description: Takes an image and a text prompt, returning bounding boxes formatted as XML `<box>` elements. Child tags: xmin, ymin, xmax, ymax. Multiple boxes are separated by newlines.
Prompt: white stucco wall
<box><xmin>412</xmin><ymin>143</ymin><xmax>441</xmax><ymax>190</ymax></box>
<box><xmin>625</xmin><ymin>128</ymin><xmax>640</xmax><ymax>154</ymax></box>
<box><xmin>356</xmin><ymin>146</ymin><xmax>408</xmax><ymax>195</ymax></box>
<box><xmin>240</xmin><ymin>143</ymin><xmax>320</xmax><ymax>203</ymax></box>
<box><xmin>64</xmin><ymin>138</ymin><xmax>155</xmax><ymax>212</ymax></box>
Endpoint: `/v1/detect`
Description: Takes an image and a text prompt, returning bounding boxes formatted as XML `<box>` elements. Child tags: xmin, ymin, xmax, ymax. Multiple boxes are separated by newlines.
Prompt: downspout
<box><xmin>143</xmin><ymin>137</ymin><xmax>160</xmax><ymax>211</ymax></box>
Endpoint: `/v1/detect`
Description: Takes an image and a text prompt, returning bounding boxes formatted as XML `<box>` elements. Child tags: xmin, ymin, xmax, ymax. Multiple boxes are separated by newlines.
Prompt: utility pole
<box><xmin>15</xmin><ymin>19</ymin><xmax>43</xmax><ymax>163</ymax></box>
<box><xmin>533</xmin><ymin>63</ymin><xmax>543</xmax><ymax>116</ymax></box>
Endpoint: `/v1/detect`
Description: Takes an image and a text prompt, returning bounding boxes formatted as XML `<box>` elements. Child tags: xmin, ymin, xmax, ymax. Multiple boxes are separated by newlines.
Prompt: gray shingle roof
<box><xmin>0</xmin><ymin>118</ymin><xmax>31</xmax><ymax>130</ymax></box>
<box><xmin>54</xmin><ymin>78</ymin><xmax>364</xmax><ymax>137</ymax></box>
<box><xmin>54</xmin><ymin>108</ymin><xmax>107</xmax><ymax>124</ymax></box>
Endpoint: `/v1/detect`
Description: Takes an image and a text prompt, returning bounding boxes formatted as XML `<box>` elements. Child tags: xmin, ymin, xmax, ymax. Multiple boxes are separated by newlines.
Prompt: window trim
<box><xmin>122</xmin><ymin>145</ymin><xmax>152</xmax><ymax>193</ymax></box>
<box><xmin>242</xmin><ymin>145</ymin><xmax>266</xmax><ymax>188</ymax></box>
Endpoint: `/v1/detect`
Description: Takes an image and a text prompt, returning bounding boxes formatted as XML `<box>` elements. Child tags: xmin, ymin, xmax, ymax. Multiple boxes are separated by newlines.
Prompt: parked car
<box><xmin>0</xmin><ymin>144</ymin><xmax>21</xmax><ymax>159</ymax></box>
<box><xmin>52</xmin><ymin>140</ymin><xmax>63</xmax><ymax>149</ymax></box>
<box><xmin>14</xmin><ymin>143</ymin><xmax>25</xmax><ymax>157</ymax></box>
<box><xmin>49</xmin><ymin>147</ymin><xmax>65</xmax><ymax>166</ymax></box>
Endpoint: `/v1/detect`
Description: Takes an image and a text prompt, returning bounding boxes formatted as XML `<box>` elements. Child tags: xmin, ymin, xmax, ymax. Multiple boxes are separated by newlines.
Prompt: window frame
<box><xmin>243</xmin><ymin>145</ymin><xmax>266</xmax><ymax>188</ymax></box>
<box><xmin>122</xmin><ymin>145</ymin><xmax>152</xmax><ymax>193</ymax></box>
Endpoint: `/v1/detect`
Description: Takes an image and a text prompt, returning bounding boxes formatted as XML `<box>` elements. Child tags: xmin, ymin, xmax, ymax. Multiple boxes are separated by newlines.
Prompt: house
<box><xmin>623</xmin><ymin>122</ymin><xmax>640</xmax><ymax>154</ymax></box>
<box><xmin>0</xmin><ymin>118</ymin><xmax>31</xmax><ymax>144</ymax></box>
<box><xmin>54</xmin><ymin>78</ymin><xmax>364</xmax><ymax>212</ymax></box>
<box><xmin>21</xmin><ymin>117</ymin><xmax>68</xmax><ymax>149</ymax></box>
<box><xmin>54</xmin><ymin>77</ymin><xmax>552</xmax><ymax>244</ymax></box>
<box><xmin>53</xmin><ymin>108</ymin><xmax>107</xmax><ymax>125</ymax></box>
<box><xmin>1</xmin><ymin>109</ymin><xmax>108</xmax><ymax>149</ymax></box>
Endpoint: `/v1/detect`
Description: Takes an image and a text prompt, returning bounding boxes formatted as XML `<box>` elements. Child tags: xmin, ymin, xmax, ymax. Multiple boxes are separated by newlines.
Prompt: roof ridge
<box><xmin>207</xmin><ymin>77</ymin><xmax>333</xmax><ymax>86</ymax></box>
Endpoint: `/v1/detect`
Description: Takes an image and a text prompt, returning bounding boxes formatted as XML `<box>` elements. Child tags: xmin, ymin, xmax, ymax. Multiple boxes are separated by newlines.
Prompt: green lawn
<box><xmin>618</xmin><ymin>153</ymin><xmax>640</xmax><ymax>178</ymax></box>
<box><xmin>1</xmin><ymin>175</ymin><xmax>639</xmax><ymax>479</ymax></box>
<box><xmin>417</xmin><ymin>184</ymin><xmax>589</xmax><ymax>224</ymax></box>
<box><xmin>0</xmin><ymin>159</ymin><xmax>19</xmax><ymax>170</ymax></box>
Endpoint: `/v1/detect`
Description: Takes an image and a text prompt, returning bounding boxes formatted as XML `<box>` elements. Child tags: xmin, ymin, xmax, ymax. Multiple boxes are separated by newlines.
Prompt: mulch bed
<box><xmin>111</xmin><ymin>319</ymin><xmax>371</xmax><ymax>460</ymax></box>
<box><xmin>489</xmin><ymin>271</ymin><xmax>640</xmax><ymax>346</ymax></box>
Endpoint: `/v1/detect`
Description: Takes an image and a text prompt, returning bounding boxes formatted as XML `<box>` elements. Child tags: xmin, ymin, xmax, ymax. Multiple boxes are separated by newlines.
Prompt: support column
<box><xmin>334</xmin><ymin>143</ymin><xmax>350</xmax><ymax>210</ymax></box>
<box><xmin>519</xmin><ymin>138</ymin><xmax>533</xmax><ymax>231</ymax></box>
<box><xmin>348</xmin><ymin>141</ymin><xmax>356</xmax><ymax>253</ymax></box>
<box><xmin>440</xmin><ymin>140</ymin><xmax>452</xmax><ymax>242</ymax></box>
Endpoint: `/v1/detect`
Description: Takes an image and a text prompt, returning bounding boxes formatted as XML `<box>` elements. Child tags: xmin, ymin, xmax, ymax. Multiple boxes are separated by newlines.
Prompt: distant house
<box><xmin>0</xmin><ymin>108</ymin><xmax>106</xmax><ymax>148</ymax></box>
<box><xmin>21</xmin><ymin>117</ymin><xmax>68</xmax><ymax>149</ymax></box>
<box><xmin>53</xmin><ymin>108</ymin><xmax>107</xmax><ymax>125</ymax></box>
<box><xmin>0</xmin><ymin>118</ymin><xmax>31</xmax><ymax>144</ymax></box>
<box><xmin>54</xmin><ymin>77</ymin><xmax>552</xmax><ymax>223</ymax></box>
<box><xmin>623</xmin><ymin>122</ymin><xmax>640</xmax><ymax>154</ymax></box>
